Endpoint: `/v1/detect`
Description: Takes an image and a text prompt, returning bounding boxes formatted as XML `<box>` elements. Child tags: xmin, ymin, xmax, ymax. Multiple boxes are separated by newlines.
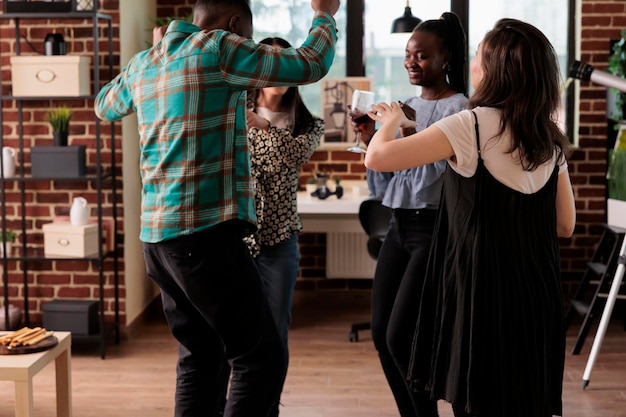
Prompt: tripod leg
<box><xmin>582</xmin><ymin>237</ymin><xmax>626</xmax><ymax>388</ymax></box>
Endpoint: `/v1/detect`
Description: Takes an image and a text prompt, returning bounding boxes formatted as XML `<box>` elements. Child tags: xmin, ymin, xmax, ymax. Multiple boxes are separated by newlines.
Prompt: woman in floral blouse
<box><xmin>245</xmin><ymin>37</ymin><xmax>323</xmax><ymax>417</ymax></box>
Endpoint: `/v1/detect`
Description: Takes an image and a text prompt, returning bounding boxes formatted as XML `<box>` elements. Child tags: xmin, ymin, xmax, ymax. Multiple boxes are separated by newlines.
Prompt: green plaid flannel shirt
<box><xmin>95</xmin><ymin>13</ymin><xmax>337</xmax><ymax>243</ymax></box>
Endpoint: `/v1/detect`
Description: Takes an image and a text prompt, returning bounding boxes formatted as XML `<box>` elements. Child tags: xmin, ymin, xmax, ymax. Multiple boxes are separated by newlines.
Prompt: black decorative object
<box><xmin>44</xmin><ymin>33</ymin><xmax>67</xmax><ymax>56</ymax></box>
<box><xmin>4</xmin><ymin>1</ymin><xmax>73</xmax><ymax>13</ymax></box>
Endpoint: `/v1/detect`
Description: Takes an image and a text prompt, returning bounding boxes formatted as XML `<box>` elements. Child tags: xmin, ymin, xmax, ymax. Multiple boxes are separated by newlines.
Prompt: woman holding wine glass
<box><xmin>351</xmin><ymin>12</ymin><xmax>468</xmax><ymax>417</ymax></box>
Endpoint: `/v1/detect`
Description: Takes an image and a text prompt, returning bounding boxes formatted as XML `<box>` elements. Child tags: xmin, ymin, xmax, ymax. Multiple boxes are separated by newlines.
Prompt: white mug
<box><xmin>2</xmin><ymin>146</ymin><xmax>16</xmax><ymax>178</ymax></box>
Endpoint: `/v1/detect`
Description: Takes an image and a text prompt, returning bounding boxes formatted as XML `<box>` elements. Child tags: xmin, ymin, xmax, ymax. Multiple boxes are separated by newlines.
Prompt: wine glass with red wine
<box><xmin>347</xmin><ymin>90</ymin><xmax>375</xmax><ymax>153</ymax></box>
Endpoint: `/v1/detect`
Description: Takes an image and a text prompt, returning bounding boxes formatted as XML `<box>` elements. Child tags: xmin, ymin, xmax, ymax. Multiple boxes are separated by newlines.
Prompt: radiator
<box><xmin>326</xmin><ymin>232</ymin><xmax>378</xmax><ymax>279</ymax></box>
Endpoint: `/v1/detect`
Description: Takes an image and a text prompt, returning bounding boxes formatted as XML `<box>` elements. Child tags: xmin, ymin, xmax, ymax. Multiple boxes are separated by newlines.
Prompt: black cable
<box><xmin>19</xmin><ymin>31</ymin><xmax>44</xmax><ymax>55</ymax></box>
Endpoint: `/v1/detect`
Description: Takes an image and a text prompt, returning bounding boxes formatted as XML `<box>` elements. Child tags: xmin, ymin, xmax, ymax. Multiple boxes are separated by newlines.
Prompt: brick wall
<box><xmin>1</xmin><ymin>0</ymin><xmax>621</xmax><ymax>327</ymax></box>
<box><xmin>119</xmin><ymin>0</ymin><xmax>626</xmax><ymax>293</ymax></box>
<box><xmin>0</xmin><ymin>0</ymin><xmax>124</xmax><ymax>325</ymax></box>
<box><xmin>562</xmin><ymin>0</ymin><xmax>626</xmax><ymax>296</ymax></box>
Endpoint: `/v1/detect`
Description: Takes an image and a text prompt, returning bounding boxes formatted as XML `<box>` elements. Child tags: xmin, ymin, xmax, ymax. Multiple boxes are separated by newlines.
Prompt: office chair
<box><xmin>349</xmin><ymin>198</ymin><xmax>392</xmax><ymax>342</ymax></box>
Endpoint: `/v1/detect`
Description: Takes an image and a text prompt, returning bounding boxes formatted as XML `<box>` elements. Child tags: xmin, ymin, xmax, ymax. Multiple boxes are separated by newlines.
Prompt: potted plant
<box><xmin>46</xmin><ymin>106</ymin><xmax>72</xmax><ymax>146</ymax></box>
<box><xmin>333</xmin><ymin>176</ymin><xmax>344</xmax><ymax>199</ymax></box>
<box><xmin>607</xmin><ymin>30</ymin><xmax>626</xmax><ymax>228</ymax></box>
<box><xmin>607</xmin><ymin>125</ymin><xmax>626</xmax><ymax>228</ymax></box>
<box><xmin>607</xmin><ymin>30</ymin><xmax>626</xmax><ymax>122</ymax></box>
<box><xmin>0</xmin><ymin>229</ymin><xmax>16</xmax><ymax>257</ymax></box>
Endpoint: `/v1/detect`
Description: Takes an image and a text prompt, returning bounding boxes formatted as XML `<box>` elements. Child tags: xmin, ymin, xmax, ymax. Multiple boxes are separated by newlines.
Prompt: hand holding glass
<box><xmin>347</xmin><ymin>90</ymin><xmax>375</xmax><ymax>153</ymax></box>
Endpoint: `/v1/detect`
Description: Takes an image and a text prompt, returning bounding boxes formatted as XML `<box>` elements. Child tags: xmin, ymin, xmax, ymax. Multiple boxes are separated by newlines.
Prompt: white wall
<box><xmin>119</xmin><ymin>0</ymin><xmax>161</xmax><ymax>327</ymax></box>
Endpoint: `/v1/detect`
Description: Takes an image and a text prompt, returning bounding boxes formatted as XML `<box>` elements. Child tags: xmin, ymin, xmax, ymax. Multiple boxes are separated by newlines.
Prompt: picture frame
<box><xmin>320</xmin><ymin>77</ymin><xmax>374</xmax><ymax>149</ymax></box>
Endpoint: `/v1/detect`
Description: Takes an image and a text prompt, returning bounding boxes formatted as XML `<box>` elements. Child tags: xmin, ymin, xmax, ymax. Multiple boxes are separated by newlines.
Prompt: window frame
<box><xmin>347</xmin><ymin>0</ymin><xmax>578</xmax><ymax>144</ymax></box>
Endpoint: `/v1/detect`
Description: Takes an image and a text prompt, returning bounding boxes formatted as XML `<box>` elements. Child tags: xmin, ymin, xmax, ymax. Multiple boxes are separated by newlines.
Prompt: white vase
<box><xmin>0</xmin><ymin>241</ymin><xmax>12</xmax><ymax>257</ymax></box>
<box><xmin>305</xmin><ymin>183</ymin><xmax>317</xmax><ymax>198</ymax></box>
<box><xmin>2</xmin><ymin>146</ymin><xmax>16</xmax><ymax>178</ymax></box>
<box><xmin>70</xmin><ymin>196</ymin><xmax>89</xmax><ymax>226</ymax></box>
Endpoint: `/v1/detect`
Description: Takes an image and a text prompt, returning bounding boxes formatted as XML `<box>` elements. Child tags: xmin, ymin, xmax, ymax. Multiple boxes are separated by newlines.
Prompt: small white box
<box><xmin>607</xmin><ymin>198</ymin><xmax>626</xmax><ymax>230</ymax></box>
<box><xmin>10</xmin><ymin>55</ymin><xmax>91</xmax><ymax>97</ymax></box>
<box><xmin>42</xmin><ymin>222</ymin><xmax>99</xmax><ymax>258</ymax></box>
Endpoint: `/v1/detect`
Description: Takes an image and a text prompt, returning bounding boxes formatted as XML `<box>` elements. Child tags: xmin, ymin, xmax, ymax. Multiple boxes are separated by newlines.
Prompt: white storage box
<box><xmin>42</xmin><ymin>222</ymin><xmax>99</xmax><ymax>258</ymax></box>
<box><xmin>607</xmin><ymin>198</ymin><xmax>626</xmax><ymax>229</ymax></box>
<box><xmin>10</xmin><ymin>55</ymin><xmax>91</xmax><ymax>97</ymax></box>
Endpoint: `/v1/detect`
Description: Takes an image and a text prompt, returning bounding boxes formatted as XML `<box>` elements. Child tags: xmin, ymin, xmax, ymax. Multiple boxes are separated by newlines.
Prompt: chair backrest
<box><xmin>358</xmin><ymin>198</ymin><xmax>392</xmax><ymax>260</ymax></box>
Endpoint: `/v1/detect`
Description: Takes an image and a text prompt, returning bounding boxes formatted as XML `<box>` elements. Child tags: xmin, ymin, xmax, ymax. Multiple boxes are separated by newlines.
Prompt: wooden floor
<box><xmin>1</xmin><ymin>289</ymin><xmax>625</xmax><ymax>417</ymax></box>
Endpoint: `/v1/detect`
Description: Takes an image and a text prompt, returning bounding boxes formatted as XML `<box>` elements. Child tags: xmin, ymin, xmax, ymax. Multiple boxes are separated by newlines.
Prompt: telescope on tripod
<box><xmin>568</xmin><ymin>59</ymin><xmax>626</xmax><ymax>389</ymax></box>
<box><xmin>569</xmin><ymin>60</ymin><xmax>626</xmax><ymax>92</ymax></box>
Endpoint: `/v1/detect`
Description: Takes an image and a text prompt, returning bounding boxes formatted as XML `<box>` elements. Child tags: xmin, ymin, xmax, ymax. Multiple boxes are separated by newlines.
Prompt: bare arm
<box><xmin>364</xmin><ymin>101</ymin><xmax>454</xmax><ymax>172</ymax></box>
<box><xmin>556</xmin><ymin>170</ymin><xmax>576</xmax><ymax>237</ymax></box>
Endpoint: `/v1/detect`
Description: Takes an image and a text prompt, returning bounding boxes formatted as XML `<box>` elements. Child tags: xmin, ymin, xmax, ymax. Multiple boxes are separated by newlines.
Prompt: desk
<box><xmin>0</xmin><ymin>331</ymin><xmax>72</xmax><ymax>417</ymax></box>
<box><xmin>297</xmin><ymin>191</ymin><xmax>364</xmax><ymax>233</ymax></box>
<box><xmin>297</xmin><ymin>184</ymin><xmax>378</xmax><ymax>279</ymax></box>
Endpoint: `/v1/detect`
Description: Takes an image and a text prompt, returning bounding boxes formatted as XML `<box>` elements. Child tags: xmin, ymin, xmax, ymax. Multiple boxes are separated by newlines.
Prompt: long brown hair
<box><xmin>469</xmin><ymin>18</ymin><xmax>569</xmax><ymax>170</ymax></box>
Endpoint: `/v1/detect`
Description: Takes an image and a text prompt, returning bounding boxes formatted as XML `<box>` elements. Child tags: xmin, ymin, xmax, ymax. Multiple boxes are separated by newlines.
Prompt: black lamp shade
<box><xmin>391</xmin><ymin>7</ymin><xmax>422</xmax><ymax>33</ymax></box>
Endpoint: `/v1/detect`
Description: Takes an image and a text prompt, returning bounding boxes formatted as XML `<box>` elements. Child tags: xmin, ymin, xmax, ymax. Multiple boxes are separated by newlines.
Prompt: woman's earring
<box><xmin>442</xmin><ymin>63</ymin><xmax>449</xmax><ymax>71</ymax></box>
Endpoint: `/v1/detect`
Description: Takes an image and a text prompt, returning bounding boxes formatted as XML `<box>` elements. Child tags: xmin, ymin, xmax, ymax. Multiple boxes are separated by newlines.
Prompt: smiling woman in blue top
<box><xmin>94</xmin><ymin>1</ymin><xmax>340</xmax><ymax>416</ymax></box>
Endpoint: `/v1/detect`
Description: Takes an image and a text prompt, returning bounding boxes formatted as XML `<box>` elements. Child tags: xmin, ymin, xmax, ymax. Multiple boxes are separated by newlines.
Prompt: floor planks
<box><xmin>0</xmin><ymin>289</ymin><xmax>625</xmax><ymax>417</ymax></box>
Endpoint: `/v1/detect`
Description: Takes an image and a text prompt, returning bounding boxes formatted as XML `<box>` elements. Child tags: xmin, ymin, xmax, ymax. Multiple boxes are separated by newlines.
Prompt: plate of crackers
<box><xmin>0</xmin><ymin>327</ymin><xmax>57</xmax><ymax>355</ymax></box>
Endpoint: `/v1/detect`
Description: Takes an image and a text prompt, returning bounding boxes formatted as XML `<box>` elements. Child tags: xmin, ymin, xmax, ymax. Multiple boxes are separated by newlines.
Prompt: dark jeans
<box><xmin>371</xmin><ymin>208</ymin><xmax>439</xmax><ymax>417</ymax></box>
<box><xmin>254</xmin><ymin>234</ymin><xmax>301</xmax><ymax>417</ymax></box>
<box><xmin>143</xmin><ymin>222</ymin><xmax>285</xmax><ymax>417</ymax></box>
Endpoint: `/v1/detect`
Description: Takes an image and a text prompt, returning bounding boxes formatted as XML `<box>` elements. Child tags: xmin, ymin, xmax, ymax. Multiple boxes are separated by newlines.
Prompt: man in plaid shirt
<box><xmin>95</xmin><ymin>1</ymin><xmax>340</xmax><ymax>416</ymax></box>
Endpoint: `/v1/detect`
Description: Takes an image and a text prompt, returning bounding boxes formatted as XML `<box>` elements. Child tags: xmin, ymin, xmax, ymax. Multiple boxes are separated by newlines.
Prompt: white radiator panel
<box><xmin>326</xmin><ymin>232</ymin><xmax>377</xmax><ymax>279</ymax></box>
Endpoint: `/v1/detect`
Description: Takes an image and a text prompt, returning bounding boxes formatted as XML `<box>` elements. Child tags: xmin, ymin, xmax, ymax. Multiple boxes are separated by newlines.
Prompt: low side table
<box><xmin>0</xmin><ymin>331</ymin><xmax>72</xmax><ymax>417</ymax></box>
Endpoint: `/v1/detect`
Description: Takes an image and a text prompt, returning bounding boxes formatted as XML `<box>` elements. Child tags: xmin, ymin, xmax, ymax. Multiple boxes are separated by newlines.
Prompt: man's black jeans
<box><xmin>143</xmin><ymin>222</ymin><xmax>284</xmax><ymax>417</ymax></box>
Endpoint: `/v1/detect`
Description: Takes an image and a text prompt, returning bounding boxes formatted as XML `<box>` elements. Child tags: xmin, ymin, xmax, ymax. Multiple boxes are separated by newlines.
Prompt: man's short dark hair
<box><xmin>194</xmin><ymin>0</ymin><xmax>252</xmax><ymax>21</ymax></box>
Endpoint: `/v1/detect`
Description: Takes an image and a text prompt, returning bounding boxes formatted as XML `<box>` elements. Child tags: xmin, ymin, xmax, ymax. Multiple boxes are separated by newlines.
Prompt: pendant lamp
<box><xmin>391</xmin><ymin>0</ymin><xmax>422</xmax><ymax>33</ymax></box>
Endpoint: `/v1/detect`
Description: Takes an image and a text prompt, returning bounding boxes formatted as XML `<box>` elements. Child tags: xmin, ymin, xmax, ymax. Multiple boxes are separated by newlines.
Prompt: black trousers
<box><xmin>143</xmin><ymin>222</ymin><xmax>284</xmax><ymax>417</ymax></box>
<box><xmin>371</xmin><ymin>208</ymin><xmax>439</xmax><ymax>417</ymax></box>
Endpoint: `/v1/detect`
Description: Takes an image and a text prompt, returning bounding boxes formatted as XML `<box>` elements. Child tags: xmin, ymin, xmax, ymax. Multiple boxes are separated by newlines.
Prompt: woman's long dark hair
<box><xmin>413</xmin><ymin>12</ymin><xmax>468</xmax><ymax>96</ymax></box>
<box><xmin>469</xmin><ymin>18</ymin><xmax>569</xmax><ymax>170</ymax></box>
<box><xmin>247</xmin><ymin>37</ymin><xmax>316</xmax><ymax>136</ymax></box>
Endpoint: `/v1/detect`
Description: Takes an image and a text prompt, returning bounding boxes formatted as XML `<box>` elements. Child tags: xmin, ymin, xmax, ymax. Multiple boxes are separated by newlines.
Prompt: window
<box><xmin>249</xmin><ymin>0</ymin><xmax>575</xmax><ymax>142</ymax></box>
<box><xmin>364</xmin><ymin>1</ymin><xmax>450</xmax><ymax>102</ymax></box>
<box><xmin>248</xmin><ymin>0</ymin><xmax>347</xmax><ymax>116</ymax></box>
<box><xmin>467</xmin><ymin>0</ymin><xmax>573</xmax><ymax>137</ymax></box>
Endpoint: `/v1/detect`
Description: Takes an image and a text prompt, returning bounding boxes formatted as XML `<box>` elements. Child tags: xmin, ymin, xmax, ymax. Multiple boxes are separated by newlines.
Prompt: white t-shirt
<box><xmin>256</xmin><ymin>107</ymin><xmax>290</xmax><ymax>129</ymax></box>
<box><xmin>435</xmin><ymin>106</ymin><xmax>567</xmax><ymax>194</ymax></box>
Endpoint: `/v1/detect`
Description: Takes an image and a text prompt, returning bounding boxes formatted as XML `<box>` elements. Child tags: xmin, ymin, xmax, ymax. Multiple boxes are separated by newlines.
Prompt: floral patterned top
<box><xmin>245</xmin><ymin>115</ymin><xmax>323</xmax><ymax>256</ymax></box>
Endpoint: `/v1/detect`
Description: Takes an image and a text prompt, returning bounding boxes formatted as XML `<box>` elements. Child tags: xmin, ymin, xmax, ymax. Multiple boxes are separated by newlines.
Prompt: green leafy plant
<box><xmin>608</xmin><ymin>29</ymin><xmax>626</xmax><ymax>122</ymax></box>
<box><xmin>149</xmin><ymin>13</ymin><xmax>193</xmax><ymax>47</ymax></box>
<box><xmin>608</xmin><ymin>126</ymin><xmax>626</xmax><ymax>201</ymax></box>
<box><xmin>1</xmin><ymin>229</ymin><xmax>16</xmax><ymax>243</ymax></box>
<box><xmin>155</xmin><ymin>12</ymin><xmax>192</xmax><ymax>27</ymax></box>
<box><xmin>46</xmin><ymin>106</ymin><xmax>72</xmax><ymax>132</ymax></box>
